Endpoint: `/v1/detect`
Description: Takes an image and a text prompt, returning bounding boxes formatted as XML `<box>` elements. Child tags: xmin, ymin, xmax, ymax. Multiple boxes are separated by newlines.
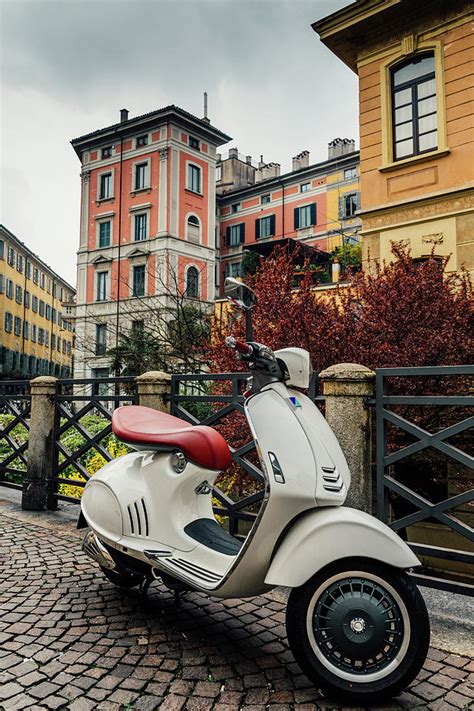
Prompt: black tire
<box><xmin>100</xmin><ymin>565</ymin><xmax>141</xmax><ymax>589</ymax></box>
<box><xmin>286</xmin><ymin>558</ymin><xmax>430</xmax><ymax>704</ymax></box>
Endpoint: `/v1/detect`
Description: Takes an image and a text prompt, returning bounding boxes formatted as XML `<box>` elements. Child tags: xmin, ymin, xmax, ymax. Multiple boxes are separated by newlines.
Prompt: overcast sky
<box><xmin>0</xmin><ymin>0</ymin><xmax>357</xmax><ymax>286</ymax></box>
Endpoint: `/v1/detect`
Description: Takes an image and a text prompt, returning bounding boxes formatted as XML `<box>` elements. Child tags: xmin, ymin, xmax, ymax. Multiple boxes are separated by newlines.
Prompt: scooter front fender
<box><xmin>264</xmin><ymin>506</ymin><xmax>420</xmax><ymax>588</ymax></box>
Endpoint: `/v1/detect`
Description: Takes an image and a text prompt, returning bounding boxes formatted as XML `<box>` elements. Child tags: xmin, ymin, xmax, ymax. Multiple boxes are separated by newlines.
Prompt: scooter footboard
<box><xmin>264</xmin><ymin>506</ymin><xmax>420</xmax><ymax>588</ymax></box>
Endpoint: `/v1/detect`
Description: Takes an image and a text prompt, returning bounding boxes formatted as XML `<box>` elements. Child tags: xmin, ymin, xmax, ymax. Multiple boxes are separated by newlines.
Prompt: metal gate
<box><xmin>376</xmin><ymin>365</ymin><xmax>473</xmax><ymax>595</ymax></box>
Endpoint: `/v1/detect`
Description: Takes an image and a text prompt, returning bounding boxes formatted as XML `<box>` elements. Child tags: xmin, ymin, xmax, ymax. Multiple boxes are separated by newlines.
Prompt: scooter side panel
<box><xmin>264</xmin><ymin>506</ymin><xmax>420</xmax><ymax>587</ymax></box>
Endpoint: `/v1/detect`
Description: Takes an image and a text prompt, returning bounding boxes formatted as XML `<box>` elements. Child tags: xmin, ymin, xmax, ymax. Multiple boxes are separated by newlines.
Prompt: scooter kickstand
<box><xmin>140</xmin><ymin>576</ymin><xmax>153</xmax><ymax>598</ymax></box>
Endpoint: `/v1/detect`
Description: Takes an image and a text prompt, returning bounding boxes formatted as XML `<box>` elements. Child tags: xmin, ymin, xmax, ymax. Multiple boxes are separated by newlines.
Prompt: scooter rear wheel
<box><xmin>286</xmin><ymin>558</ymin><xmax>429</xmax><ymax>704</ymax></box>
<box><xmin>100</xmin><ymin>565</ymin><xmax>141</xmax><ymax>589</ymax></box>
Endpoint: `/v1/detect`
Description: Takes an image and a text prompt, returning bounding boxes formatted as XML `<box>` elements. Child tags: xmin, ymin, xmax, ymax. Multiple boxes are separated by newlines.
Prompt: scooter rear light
<box><xmin>243</xmin><ymin>389</ymin><xmax>252</xmax><ymax>398</ymax></box>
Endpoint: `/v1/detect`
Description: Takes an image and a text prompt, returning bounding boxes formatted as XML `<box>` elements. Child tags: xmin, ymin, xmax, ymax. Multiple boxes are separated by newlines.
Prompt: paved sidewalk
<box><xmin>0</xmin><ymin>510</ymin><xmax>473</xmax><ymax>711</ymax></box>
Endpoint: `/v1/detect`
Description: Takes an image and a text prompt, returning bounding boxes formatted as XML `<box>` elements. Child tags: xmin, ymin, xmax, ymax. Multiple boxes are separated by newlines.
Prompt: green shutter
<box><xmin>255</xmin><ymin>218</ymin><xmax>261</xmax><ymax>240</ymax></box>
<box><xmin>226</xmin><ymin>226</ymin><xmax>230</xmax><ymax>246</ymax></box>
<box><xmin>310</xmin><ymin>203</ymin><xmax>317</xmax><ymax>226</ymax></box>
<box><xmin>270</xmin><ymin>214</ymin><xmax>276</xmax><ymax>236</ymax></box>
<box><xmin>294</xmin><ymin>207</ymin><xmax>299</xmax><ymax>229</ymax></box>
<box><xmin>239</xmin><ymin>224</ymin><xmax>245</xmax><ymax>244</ymax></box>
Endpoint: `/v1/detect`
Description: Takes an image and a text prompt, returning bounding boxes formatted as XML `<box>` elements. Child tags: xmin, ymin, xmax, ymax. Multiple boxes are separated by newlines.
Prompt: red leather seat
<box><xmin>112</xmin><ymin>406</ymin><xmax>232</xmax><ymax>471</ymax></box>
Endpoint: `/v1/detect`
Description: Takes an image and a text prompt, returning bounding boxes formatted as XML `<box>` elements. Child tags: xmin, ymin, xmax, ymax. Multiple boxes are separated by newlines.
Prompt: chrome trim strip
<box><xmin>82</xmin><ymin>531</ymin><xmax>116</xmax><ymax>570</ymax></box>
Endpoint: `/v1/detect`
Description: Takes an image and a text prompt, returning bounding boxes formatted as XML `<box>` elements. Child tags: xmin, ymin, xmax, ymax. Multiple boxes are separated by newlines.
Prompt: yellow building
<box><xmin>0</xmin><ymin>225</ymin><xmax>75</xmax><ymax>378</ymax></box>
<box><xmin>313</xmin><ymin>0</ymin><xmax>474</xmax><ymax>277</ymax></box>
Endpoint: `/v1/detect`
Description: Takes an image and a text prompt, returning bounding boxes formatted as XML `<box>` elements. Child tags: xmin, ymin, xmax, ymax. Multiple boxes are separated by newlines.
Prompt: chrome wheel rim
<box><xmin>306</xmin><ymin>571</ymin><xmax>411</xmax><ymax>683</ymax></box>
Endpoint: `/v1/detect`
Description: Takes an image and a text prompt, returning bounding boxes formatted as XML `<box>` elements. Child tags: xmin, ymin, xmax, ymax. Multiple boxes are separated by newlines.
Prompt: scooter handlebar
<box><xmin>225</xmin><ymin>336</ymin><xmax>253</xmax><ymax>356</ymax></box>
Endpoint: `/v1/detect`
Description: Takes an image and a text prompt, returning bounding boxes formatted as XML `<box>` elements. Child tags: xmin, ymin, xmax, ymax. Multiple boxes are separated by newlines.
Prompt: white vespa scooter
<box><xmin>80</xmin><ymin>278</ymin><xmax>430</xmax><ymax>703</ymax></box>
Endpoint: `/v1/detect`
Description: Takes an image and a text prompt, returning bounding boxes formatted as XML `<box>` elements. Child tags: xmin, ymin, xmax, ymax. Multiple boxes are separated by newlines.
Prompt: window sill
<box><xmin>96</xmin><ymin>197</ymin><xmax>114</xmax><ymax>205</ymax></box>
<box><xmin>185</xmin><ymin>188</ymin><xmax>203</xmax><ymax>197</ymax></box>
<box><xmin>130</xmin><ymin>187</ymin><xmax>151</xmax><ymax>196</ymax></box>
<box><xmin>378</xmin><ymin>148</ymin><xmax>450</xmax><ymax>173</ymax></box>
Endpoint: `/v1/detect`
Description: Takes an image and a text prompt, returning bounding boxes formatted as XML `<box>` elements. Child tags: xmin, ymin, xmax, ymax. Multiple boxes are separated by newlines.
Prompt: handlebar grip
<box><xmin>225</xmin><ymin>336</ymin><xmax>252</xmax><ymax>355</ymax></box>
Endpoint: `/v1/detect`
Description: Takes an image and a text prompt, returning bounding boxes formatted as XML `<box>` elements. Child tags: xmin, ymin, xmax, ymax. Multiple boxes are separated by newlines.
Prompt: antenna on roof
<box><xmin>203</xmin><ymin>92</ymin><xmax>210</xmax><ymax>124</ymax></box>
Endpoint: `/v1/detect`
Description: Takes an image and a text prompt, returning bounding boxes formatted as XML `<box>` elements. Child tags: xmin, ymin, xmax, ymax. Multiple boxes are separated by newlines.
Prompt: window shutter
<box><xmin>338</xmin><ymin>195</ymin><xmax>344</xmax><ymax>220</ymax></box>
<box><xmin>240</xmin><ymin>223</ymin><xmax>245</xmax><ymax>244</ymax></box>
<box><xmin>270</xmin><ymin>214</ymin><xmax>276</xmax><ymax>236</ymax></box>
<box><xmin>226</xmin><ymin>226</ymin><xmax>230</xmax><ymax>246</ymax></box>
<box><xmin>294</xmin><ymin>207</ymin><xmax>299</xmax><ymax>230</ymax></box>
<box><xmin>255</xmin><ymin>218</ymin><xmax>260</xmax><ymax>240</ymax></box>
<box><xmin>310</xmin><ymin>203</ymin><xmax>317</xmax><ymax>226</ymax></box>
<box><xmin>356</xmin><ymin>192</ymin><xmax>361</xmax><ymax>211</ymax></box>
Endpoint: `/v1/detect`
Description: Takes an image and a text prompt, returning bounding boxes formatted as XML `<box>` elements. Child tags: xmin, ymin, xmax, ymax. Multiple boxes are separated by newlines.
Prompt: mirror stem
<box><xmin>245</xmin><ymin>310</ymin><xmax>253</xmax><ymax>341</ymax></box>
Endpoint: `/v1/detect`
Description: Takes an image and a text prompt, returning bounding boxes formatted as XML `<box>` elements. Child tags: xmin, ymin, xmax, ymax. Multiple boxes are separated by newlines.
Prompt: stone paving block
<box><xmin>0</xmin><ymin>682</ymin><xmax>24</xmax><ymax>702</ymax></box>
<box><xmin>2</xmin><ymin>692</ymin><xmax>38</xmax><ymax>710</ymax></box>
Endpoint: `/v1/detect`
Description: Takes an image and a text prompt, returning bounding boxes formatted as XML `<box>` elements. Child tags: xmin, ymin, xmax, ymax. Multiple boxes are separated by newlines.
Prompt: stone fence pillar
<box><xmin>319</xmin><ymin>363</ymin><xmax>375</xmax><ymax>513</ymax></box>
<box><xmin>22</xmin><ymin>376</ymin><xmax>57</xmax><ymax>511</ymax></box>
<box><xmin>136</xmin><ymin>371</ymin><xmax>172</xmax><ymax>412</ymax></box>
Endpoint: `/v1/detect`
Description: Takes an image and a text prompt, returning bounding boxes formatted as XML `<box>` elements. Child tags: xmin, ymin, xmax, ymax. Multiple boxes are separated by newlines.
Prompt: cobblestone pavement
<box><xmin>1</xmin><ymin>513</ymin><xmax>473</xmax><ymax>711</ymax></box>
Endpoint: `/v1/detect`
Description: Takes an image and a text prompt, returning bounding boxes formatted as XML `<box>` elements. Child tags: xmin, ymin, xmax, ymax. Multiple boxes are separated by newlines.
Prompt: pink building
<box><xmin>70</xmin><ymin>106</ymin><xmax>230</xmax><ymax>379</ymax></box>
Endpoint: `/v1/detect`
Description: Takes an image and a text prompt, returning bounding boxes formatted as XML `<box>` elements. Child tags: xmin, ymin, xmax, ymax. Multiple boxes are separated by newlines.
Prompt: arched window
<box><xmin>186</xmin><ymin>266</ymin><xmax>199</xmax><ymax>298</ymax></box>
<box><xmin>391</xmin><ymin>53</ymin><xmax>437</xmax><ymax>160</ymax></box>
<box><xmin>187</xmin><ymin>215</ymin><xmax>200</xmax><ymax>244</ymax></box>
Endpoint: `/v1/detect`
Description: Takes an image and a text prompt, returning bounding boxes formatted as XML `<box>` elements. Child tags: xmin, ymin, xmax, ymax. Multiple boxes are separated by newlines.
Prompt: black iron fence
<box><xmin>376</xmin><ymin>365</ymin><xmax>473</xmax><ymax>596</ymax></box>
<box><xmin>50</xmin><ymin>377</ymin><xmax>138</xmax><ymax>506</ymax></box>
<box><xmin>0</xmin><ymin>380</ymin><xmax>31</xmax><ymax>490</ymax></box>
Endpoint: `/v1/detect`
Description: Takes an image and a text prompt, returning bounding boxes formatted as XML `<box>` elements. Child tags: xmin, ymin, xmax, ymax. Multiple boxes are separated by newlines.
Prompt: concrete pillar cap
<box><xmin>319</xmin><ymin>363</ymin><xmax>375</xmax><ymax>381</ymax></box>
<box><xmin>135</xmin><ymin>371</ymin><xmax>172</xmax><ymax>383</ymax></box>
<box><xmin>30</xmin><ymin>376</ymin><xmax>58</xmax><ymax>385</ymax></box>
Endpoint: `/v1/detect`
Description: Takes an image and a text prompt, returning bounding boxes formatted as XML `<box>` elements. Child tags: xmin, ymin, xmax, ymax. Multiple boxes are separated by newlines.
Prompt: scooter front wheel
<box><xmin>286</xmin><ymin>559</ymin><xmax>429</xmax><ymax>704</ymax></box>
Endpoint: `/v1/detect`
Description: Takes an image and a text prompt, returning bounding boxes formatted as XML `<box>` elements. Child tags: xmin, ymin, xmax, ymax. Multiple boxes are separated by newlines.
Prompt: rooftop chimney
<box><xmin>202</xmin><ymin>91</ymin><xmax>210</xmax><ymax>124</ymax></box>
<box><xmin>328</xmin><ymin>138</ymin><xmax>356</xmax><ymax>160</ymax></box>
<box><xmin>255</xmin><ymin>161</ymin><xmax>281</xmax><ymax>183</ymax></box>
<box><xmin>229</xmin><ymin>147</ymin><xmax>239</xmax><ymax>159</ymax></box>
<box><xmin>120</xmin><ymin>108</ymin><xmax>129</xmax><ymax>123</ymax></box>
<box><xmin>292</xmin><ymin>150</ymin><xmax>310</xmax><ymax>171</ymax></box>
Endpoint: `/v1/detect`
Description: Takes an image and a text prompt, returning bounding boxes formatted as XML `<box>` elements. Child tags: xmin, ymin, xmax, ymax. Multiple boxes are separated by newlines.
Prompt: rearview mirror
<box><xmin>224</xmin><ymin>277</ymin><xmax>256</xmax><ymax>311</ymax></box>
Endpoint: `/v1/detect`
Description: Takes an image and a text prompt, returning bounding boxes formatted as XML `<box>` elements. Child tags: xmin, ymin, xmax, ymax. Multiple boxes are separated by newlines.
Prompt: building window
<box><xmin>294</xmin><ymin>204</ymin><xmax>317</xmax><ymax>229</ymax></box>
<box><xmin>132</xmin><ymin>265</ymin><xmax>146</xmax><ymax>297</ymax></box>
<box><xmin>187</xmin><ymin>215</ymin><xmax>200</xmax><ymax>243</ymax></box>
<box><xmin>15</xmin><ymin>285</ymin><xmax>22</xmax><ymax>304</ymax></box>
<box><xmin>23</xmin><ymin>321</ymin><xmax>29</xmax><ymax>340</ymax></box>
<box><xmin>187</xmin><ymin>164</ymin><xmax>201</xmax><ymax>193</ymax></box>
<box><xmin>40</xmin><ymin>273</ymin><xmax>45</xmax><ymax>289</ymax></box>
<box><xmin>96</xmin><ymin>324</ymin><xmax>107</xmax><ymax>355</ymax></box>
<box><xmin>344</xmin><ymin>167</ymin><xmax>357</xmax><ymax>180</ymax></box>
<box><xmin>189</xmin><ymin>136</ymin><xmax>200</xmax><ymax>150</ymax></box>
<box><xmin>256</xmin><ymin>214</ymin><xmax>275</xmax><ymax>240</ymax></box>
<box><xmin>185</xmin><ymin>266</ymin><xmax>199</xmax><ymax>298</ymax></box>
<box><xmin>261</xmin><ymin>194</ymin><xmax>271</xmax><ymax>205</ymax></box>
<box><xmin>45</xmin><ymin>331</ymin><xmax>50</xmax><ymax>347</ymax></box>
<box><xmin>216</xmin><ymin>164</ymin><xmax>222</xmax><ymax>182</ymax></box>
<box><xmin>51</xmin><ymin>334</ymin><xmax>56</xmax><ymax>350</ymax></box>
<box><xmin>392</xmin><ymin>53</ymin><xmax>437</xmax><ymax>161</ymax></box>
<box><xmin>99</xmin><ymin>173</ymin><xmax>112</xmax><ymax>200</ymax></box>
<box><xmin>99</xmin><ymin>221</ymin><xmax>111</xmax><ymax>248</ymax></box>
<box><xmin>38</xmin><ymin>328</ymin><xmax>45</xmax><ymax>345</ymax></box>
<box><xmin>32</xmin><ymin>295</ymin><xmax>38</xmax><ymax>312</ymax></box>
<box><xmin>136</xmin><ymin>134</ymin><xmax>148</xmax><ymax>147</ymax></box>
<box><xmin>46</xmin><ymin>304</ymin><xmax>51</xmax><ymax>320</ymax></box>
<box><xmin>31</xmin><ymin>324</ymin><xmax>36</xmax><ymax>342</ymax></box>
<box><xmin>300</xmin><ymin>182</ymin><xmax>310</xmax><ymax>193</ymax></box>
<box><xmin>6</xmin><ymin>279</ymin><xmax>13</xmax><ymax>299</ymax></box>
<box><xmin>52</xmin><ymin>308</ymin><xmax>56</xmax><ymax>323</ymax></box>
<box><xmin>225</xmin><ymin>262</ymin><xmax>241</xmax><ymax>278</ymax></box>
<box><xmin>24</xmin><ymin>290</ymin><xmax>30</xmax><ymax>308</ymax></box>
<box><xmin>33</xmin><ymin>267</ymin><xmax>39</xmax><ymax>284</ymax></box>
<box><xmin>101</xmin><ymin>146</ymin><xmax>112</xmax><ymax>159</ymax></box>
<box><xmin>0</xmin><ymin>240</ymin><xmax>4</xmax><ymax>259</ymax></box>
<box><xmin>231</xmin><ymin>203</ymin><xmax>241</xmax><ymax>213</ymax></box>
<box><xmin>25</xmin><ymin>260</ymin><xmax>31</xmax><ymax>279</ymax></box>
<box><xmin>96</xmin><ymin>271</ymin><xmax>108</xmax><ymax>302</ymax></box>
<box><xmin>134</xmin><ymin>213</ymin><xmax>147</xmax><ymax>241</ymax></box>
<box><xmin>134</xmin><ymin>162</ymin><xmax>148</xmax><ymax>190</ymax></box>
<box><xmin>57</xmin><ymin>336</ymin><xmax>61</xmax><ymax>352</ymax></box>
<box><xmin>132</xmin><ymin>320</ymin><xmax>144</xmax><ymax>334</ymax></box>
<box><xmin>4</xmin><ymin>312</ymin><xmax>12</xmax><ymax>333</ymax></box>
<box><xmin>17</xmin><ymin>254</ymin><xmax>23</xmax><ymax>272</ymax></box>
<box><xmin>7</xmin><ymin>247</ymin><xmax>15</xmax><ymax>266</ymax></box>
<box><xmin>226</xmin><ymin>224</ymin><xmax>245</xmax><ymax>247</ymax></box>
<box><xmin>342</xmin><ymin>193</ymin><xmax>359</xmax><ymax>218</ymax></box>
